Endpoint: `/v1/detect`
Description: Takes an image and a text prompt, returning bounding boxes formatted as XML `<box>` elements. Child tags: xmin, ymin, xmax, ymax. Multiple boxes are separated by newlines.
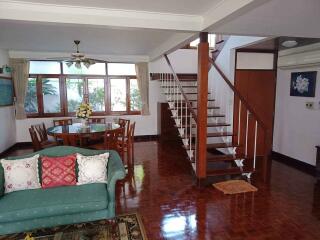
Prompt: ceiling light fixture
<box><xmin>281</xmin><ymin>40</ymin><xmax>298</xmax><ymax>48</ymax></box>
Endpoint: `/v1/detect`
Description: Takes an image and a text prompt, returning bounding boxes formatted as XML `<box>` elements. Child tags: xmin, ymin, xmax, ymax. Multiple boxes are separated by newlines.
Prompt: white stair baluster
<box><xmin>245</xmin><ymin>110</ymin><xmax>249</xmax><ymax>157</ymax></box>
<box><xmin>253</xmin><ymin>120</ymin><xmax>258</xmax><ymax>169</ymax></box>
<box><xmin>238</xmin><ymin>100</ymin><xmax>242</xmax><ymax>145</ymax></box>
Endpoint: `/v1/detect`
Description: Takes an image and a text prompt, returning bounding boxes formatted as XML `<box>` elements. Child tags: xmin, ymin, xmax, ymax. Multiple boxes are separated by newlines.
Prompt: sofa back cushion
<box><xmin>0</xmin><ymin>155</ymin><xmax>41</xmax><ymax>194</ymax></box>
<box><xmin>77</xmin><ymin>153</ymin><xmax>109</xmax><ymax>185</ymax></box>
<box><xmin>41</xmin><ymin>155</ymin><xmax>77</xmax><ymax>189</ymax></box>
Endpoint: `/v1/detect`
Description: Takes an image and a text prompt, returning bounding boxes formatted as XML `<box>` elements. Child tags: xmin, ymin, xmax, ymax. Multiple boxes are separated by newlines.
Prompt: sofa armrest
<box><xmin>106</xmin><ymin>150</ymin><xmax>126</xmax><ymax>216</ymax></box>
<box><xmin>0</xmin><ymin>165</ymin><xmax>4</xmax><ymax>197</ymax></box>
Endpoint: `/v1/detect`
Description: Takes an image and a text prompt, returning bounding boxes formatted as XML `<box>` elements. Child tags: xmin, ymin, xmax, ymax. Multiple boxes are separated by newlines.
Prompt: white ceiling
<box><xmin>5</xmin><ymin>0</ymin><xmax>320</xmax><ymax>59</ymax></box>
<box><xmin>0</xmin><ymin>20</ymin><xmax>175</xmax><ymax>55</ymax></box>
<box><xmin>0</xmin><ymin>0</ymin><xmax>265</xmax><ymax>59</ymax></box>
<box><xmin>13</xmin><ymin>0</ymin><xmax>221</xmax><ymax>15</ymax></box>
<box><xmin>210</xmin><ymin>0</ymin><xmax>320</xmax><ymax>38</ymax></box>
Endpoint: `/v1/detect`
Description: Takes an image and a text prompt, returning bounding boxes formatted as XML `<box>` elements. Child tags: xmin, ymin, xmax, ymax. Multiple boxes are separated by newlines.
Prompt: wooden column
<box><xmin>196</xmin><ymin>32</ymin><xmax>209</xmax><ymax>179</ymax></box>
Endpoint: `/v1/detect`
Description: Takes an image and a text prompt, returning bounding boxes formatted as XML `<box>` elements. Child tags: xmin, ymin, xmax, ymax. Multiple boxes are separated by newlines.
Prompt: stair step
<box><xmin>206</xmin><ymin>132</ymin><xmax>235</xmax><ymax>137</ymax></box>
<box><xmin>171</xmin><ymin>114</ymin><xmax>224</xmax><ymax>119</ymax></box>
<box><xmin>207</xmin><ymin>142</ymin><xmax>239</xmax><ymax>148</ymax></box>
<box><xmin>177</xmin><ymin>122</ymin><xmax>230</xmax><ymax>128</ymax></box>
<box><xmin>188</xmin><ymin>99</ymin><xmax>215</xmax><ymax>102</ymax></box>
<box><xmin>215</xmin><ymin>39</ymin><xmax>225</xmax><ymax>45</ymax></box>
<box><xmin>184</xmin><ymin>142</ymin><xmax>239</xmax><ymax>150</ymax></box>
<box><xmin>165</xmin><ymin>79</ymin><xmax>197</xmax><ymax>82</ymax></box>
<box><xmin>165</xmin><ymin>92</ymin><xmax>209</xmax><ymax>95</ymax></box>
<box><xmin>171</xmin><ymin>106</ymin><xmax>220</xmax><ymax>110</ymax></box>
<box><xmin>163</xmin><ymin>86</ymin><xmax>197</xmax><ymax>88</ymax></box>
<box><xmin>207</xmin><ymin>154</ymin><xmax>238</xmax><ymax>162</ymax></box>
<box><xmin>186</xmin><ymin>131</ymin><xmax>235</xmax><ymax>138</ymax></box>
<box><xmin>206</xmin><ymin>166</ymin><xmax>253</xmax><ymax>177</ymax></box>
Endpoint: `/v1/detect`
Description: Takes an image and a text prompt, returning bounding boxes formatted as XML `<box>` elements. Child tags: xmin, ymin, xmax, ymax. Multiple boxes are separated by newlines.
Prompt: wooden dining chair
<box><xmin>91</xmin><ymin>127</ymin><xmax>125</xmax><ymax>161</ymax></box>
<box><xmin>118</xmin><ymin>118</ymin><xmax>130</xmax><ymax>136</ymax></box>
<box><xmin>29</xmin><ymin>128</ymin><xmax>57</xmax><ymax>152</ymax></box>
<box><xmin>88</xmin><ymin>117</ymin><xmax>106</xmax><ymax>124</ymax></box>
<box><xmin>31</xmin><ymin>123</ymin><xmax>48</xmax><ymax>142</ymax></box>
<box><xmin>53</xmin><ymin>118</ymin><xmax>73</xmax><ymax>127</ymax></box>
<box><xmin>121</xmin><ymin>122</ymin><xmax>136</xmax><ymax>165</ymax></box>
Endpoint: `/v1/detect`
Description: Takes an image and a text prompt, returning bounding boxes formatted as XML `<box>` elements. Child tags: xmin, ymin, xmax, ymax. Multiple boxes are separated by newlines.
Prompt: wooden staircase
<box><xmin>160</xmin><ymin>73</ymin><xmax>253</xmax><ymax>180</ymax></box>
<box><xmin>159</xmin><ymin>33</ymin><xmax>271</xmax><ymax>184</ymax></box>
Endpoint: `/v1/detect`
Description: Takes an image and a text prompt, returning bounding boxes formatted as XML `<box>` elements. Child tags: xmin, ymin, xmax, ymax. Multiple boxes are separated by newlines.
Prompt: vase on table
<box><xmin>80</xmin><ymin>118</ymin><xmax>89</xmax><ymax>128</ymax></box>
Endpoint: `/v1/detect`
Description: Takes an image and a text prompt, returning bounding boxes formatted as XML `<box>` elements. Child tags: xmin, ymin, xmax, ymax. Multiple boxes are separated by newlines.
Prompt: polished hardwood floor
<box><xmin>4</xmin><ymin>141</ymin><xmax>320</xmax><ymax>239</ymax></box>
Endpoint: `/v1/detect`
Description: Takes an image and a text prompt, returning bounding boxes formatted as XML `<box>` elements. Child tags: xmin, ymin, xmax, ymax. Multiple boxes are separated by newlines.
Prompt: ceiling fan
<box><xmin>47</xmin><ymin>40</ymin><xmax>107</xmax><ymax>69</ymax></box>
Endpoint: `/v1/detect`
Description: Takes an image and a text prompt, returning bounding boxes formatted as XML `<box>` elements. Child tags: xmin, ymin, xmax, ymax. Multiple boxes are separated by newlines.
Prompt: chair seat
<box><xmin>41</xmin><ymin>140</ymin><xmax>58</xmax><ymax>149</ymax></box>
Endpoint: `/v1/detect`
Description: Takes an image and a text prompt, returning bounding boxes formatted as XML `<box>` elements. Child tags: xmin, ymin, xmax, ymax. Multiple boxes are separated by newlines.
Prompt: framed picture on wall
<box><xmin>0</xmin><ymin>77</ymin><xmax>14</xmax><ymax>106</ymax></box>
<box><xmin>290</xmin><ymin>71</ymin><xmax>317</xmax><ymax>97</ymax></box>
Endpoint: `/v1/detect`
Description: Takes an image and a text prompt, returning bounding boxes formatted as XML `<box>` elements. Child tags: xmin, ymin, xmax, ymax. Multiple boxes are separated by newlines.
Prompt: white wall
<box><xmin>273</xmin><ymin>66</ymin><xmax>320</xmax><ymax>166</ymax></box>
<box><xmin>208</xmin><ymin>36</ymin><xmax>265</xmax><ymax>128</ymax></box>
<box><xmin>0</xmin><ymin>49</ymin><xmax>16</xmax><ymax>152</ymax></box>
<box><xmin>149</xmin><ymin>49</ymin><xmax>197</xmax><ymax>73</ymax></box>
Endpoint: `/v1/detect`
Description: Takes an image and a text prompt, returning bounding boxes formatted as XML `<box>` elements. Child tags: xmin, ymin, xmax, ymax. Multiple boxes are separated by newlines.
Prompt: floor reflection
<box><xmin>116</xmin><ymin>141</ymin><xmax>320</xmax><ymax>239</ymax></box>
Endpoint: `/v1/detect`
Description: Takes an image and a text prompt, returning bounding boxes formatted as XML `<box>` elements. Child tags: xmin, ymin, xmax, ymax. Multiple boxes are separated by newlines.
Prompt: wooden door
<box><xmin>233</xmin><ymin>70</ymin><xmax>276</xmax><ymax>159</ymax></box>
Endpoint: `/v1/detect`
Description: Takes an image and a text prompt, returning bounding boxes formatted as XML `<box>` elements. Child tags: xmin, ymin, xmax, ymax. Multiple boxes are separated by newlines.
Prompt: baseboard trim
<box><xmin>271</xmin><ymin>151</ymin><xmax>316</xmax><ymax>176</ymax></box>
<box><xmin>134</xmin><ymin>135</ymin><xmax>160</xmax><ymax>142</ymax></box>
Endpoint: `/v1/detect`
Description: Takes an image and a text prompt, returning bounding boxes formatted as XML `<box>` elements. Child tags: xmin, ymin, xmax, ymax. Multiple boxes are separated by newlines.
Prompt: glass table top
<box><xmin>47</xmin><ymin>123</ymin><xmax>120</xmax><ymax>135</ymax></box>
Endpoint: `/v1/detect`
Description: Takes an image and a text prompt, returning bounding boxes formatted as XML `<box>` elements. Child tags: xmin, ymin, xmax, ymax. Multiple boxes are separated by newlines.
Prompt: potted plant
<box><xmin>76</xmin><ymin>102</ymin><xmax>93</xmax><ymax>128</ymax></box>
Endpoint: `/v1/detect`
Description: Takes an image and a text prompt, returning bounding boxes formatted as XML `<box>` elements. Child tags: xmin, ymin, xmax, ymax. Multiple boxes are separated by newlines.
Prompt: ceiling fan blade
<box><xmin>45</xmin><ymin>57</ymin><xmax>71</xmax><ymax>61</ymax></box>
<box><xmin>86</xmin><ymin>58</ymin><xmax>108</xmax><ymax>63</ymax></box>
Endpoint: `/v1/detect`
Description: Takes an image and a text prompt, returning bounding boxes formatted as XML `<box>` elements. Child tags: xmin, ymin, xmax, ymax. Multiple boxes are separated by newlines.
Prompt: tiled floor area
<box><xmin>4</xmin><ymin>141</ymin><xmax>320</xmax><ymax>239</ymax></box>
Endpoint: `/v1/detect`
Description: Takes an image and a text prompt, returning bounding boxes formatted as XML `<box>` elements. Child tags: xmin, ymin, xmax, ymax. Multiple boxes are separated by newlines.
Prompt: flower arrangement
<box><xmin>76</xmin><ymin>102</ymin><xmax>93</xmax><ymax>119</ymax></box>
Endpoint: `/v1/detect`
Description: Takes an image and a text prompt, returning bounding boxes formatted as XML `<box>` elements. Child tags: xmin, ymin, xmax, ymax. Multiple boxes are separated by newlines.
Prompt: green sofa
<box><xmin>0</xmin><ymin>146</ymin><xmax>126</xmax><ymax>236</ymax></box>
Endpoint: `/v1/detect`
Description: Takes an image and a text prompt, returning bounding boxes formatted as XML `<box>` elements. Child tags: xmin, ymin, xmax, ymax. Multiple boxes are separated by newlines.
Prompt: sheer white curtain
<box><xmin>135</xmin><ymin>62</ymin><xmax>150</xmax><ymax>115</ymax></box>
<box><xmin>10</xmin><ymin>58</ymin><xmax>29</xmax><ymax>119</ymax></box>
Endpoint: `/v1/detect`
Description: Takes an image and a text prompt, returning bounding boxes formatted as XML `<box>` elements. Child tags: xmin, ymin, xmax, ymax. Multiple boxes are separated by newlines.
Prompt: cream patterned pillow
<box><xmin>1</xmin><ymin>155</ymin><xmax>41</xmax><ymax>193</ymax></box>
<box><xmin>76</xmin><ymin>153</ymin><xmax>109</xmax><ymax>185</ymax></box>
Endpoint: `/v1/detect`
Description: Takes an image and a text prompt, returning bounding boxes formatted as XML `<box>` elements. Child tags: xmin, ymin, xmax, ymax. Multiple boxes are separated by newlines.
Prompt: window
<box><xmin>66</xmin><ymin>78</ymin><xmax>84</xmax><ymax>112</ymax></box>
<box><xmin>88</xmin><ymin>78</ymin><xmax>105</xmax><ymax>112</ymax></box>
<box><xmin>62</xmin><ymin>62</ymin><xmax>106</xmax><ymax>75</ymax></box>
<box><xmin>29</xmin><ymin>61</ymin><xmax>61</xmax><ymax>74</ymax></box>
<box><xmin>25</xmin><ymin>78</ymin><xmax>38</xmax><ymax>114</ymax></box>
<box><xmin>25</xmin><ymin>61</ymin><xmax>141</xmax><ymax>117</ymax></box>
<box><xmin>130</xmin><ymin>79</ymin><xmax>142</xmax><ymax>111</ymax></box>
<box><xmin>42</xmin><ymin>78</ymin><xmax>61</xmax><ymax>113</ymax></box>
<box><xmin>110</xmin><ymin>78</ymin><xmax>127</xmax><ymax>112</ymax></box>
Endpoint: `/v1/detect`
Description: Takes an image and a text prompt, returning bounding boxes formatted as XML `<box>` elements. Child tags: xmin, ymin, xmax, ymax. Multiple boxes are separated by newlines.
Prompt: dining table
<box><xmin>47</xmin><ymin>122</ymin><xmax>120</xmax><ymax>147</ymax></box>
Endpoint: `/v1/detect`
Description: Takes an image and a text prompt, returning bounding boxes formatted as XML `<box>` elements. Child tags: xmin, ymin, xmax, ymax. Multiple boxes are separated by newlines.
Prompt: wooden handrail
<box><xmin>164</xmin><ymin>54</ymin><xmax>198</xmax><ymax>122</ymax></box>
<box><xmin>209</xmin><ymin>57</ymin><xmax>268</xmax><ymax>131</ymax></box>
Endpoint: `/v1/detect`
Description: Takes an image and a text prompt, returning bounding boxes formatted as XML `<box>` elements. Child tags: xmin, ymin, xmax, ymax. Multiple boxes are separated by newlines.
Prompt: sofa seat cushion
<box><xmin>0</xmin><ymin>183</ymin><xmax>108</xmax><ymax>223</ymax></box>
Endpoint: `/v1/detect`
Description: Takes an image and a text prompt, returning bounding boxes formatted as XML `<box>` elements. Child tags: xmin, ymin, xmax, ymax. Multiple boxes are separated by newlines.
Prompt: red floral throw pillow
<box><xmin>41</xmin><ymin>155</ymin><xmax>76</xmax><ymax>189</ymax></box>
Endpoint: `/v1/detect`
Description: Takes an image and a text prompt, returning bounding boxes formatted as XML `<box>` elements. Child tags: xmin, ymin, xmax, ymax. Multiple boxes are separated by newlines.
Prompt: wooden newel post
<box><xmin>197</xmin><ymin>32</ymin><xmax>209</xmax><ymax>179</ymax></box>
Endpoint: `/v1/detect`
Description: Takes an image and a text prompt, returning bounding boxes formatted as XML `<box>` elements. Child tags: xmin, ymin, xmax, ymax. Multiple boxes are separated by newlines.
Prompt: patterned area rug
<box><xmin>1</xmin><ymin>213</ymin><xmax>147</xmax><ymax>240</ymax></box>
<box><xmin>213</xmin><ymin>180</ymin><xmax>258</xmax><ymax>194</ymax></box>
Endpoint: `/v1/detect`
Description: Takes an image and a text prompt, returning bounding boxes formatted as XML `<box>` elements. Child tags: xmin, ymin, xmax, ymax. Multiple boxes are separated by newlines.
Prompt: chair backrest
<box><xmin>128</xmin><ymin>122</ymin><xmax>136</xmax><ymax>144</ymax></box>
<box><xmin>31</xmin><ymin>123</ymin><xmax>48</xmax><ymax>142</ymax></box>
<box><xmin>118</xmin><ymin>118</ymin><xmax>130</xmax><ymax>137</ymax></box>
<box><xmin>29</xmin><ymin>127</ymin><xmax>42</xmax><ymax>151</ymax></box>
<box><xmin>53</xmin><ymin>118</ymin><xmax>73</xmax><ymax>127</ymax></box>
<box><xmin>104</xmin><ymin>127</ymin><xmax>125</xmax><ymax>153</ymax></box>
<box><xmin>88</xmin><ymin>117</ymin><xmax>106</xmax><ymax>124</ymax></box>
